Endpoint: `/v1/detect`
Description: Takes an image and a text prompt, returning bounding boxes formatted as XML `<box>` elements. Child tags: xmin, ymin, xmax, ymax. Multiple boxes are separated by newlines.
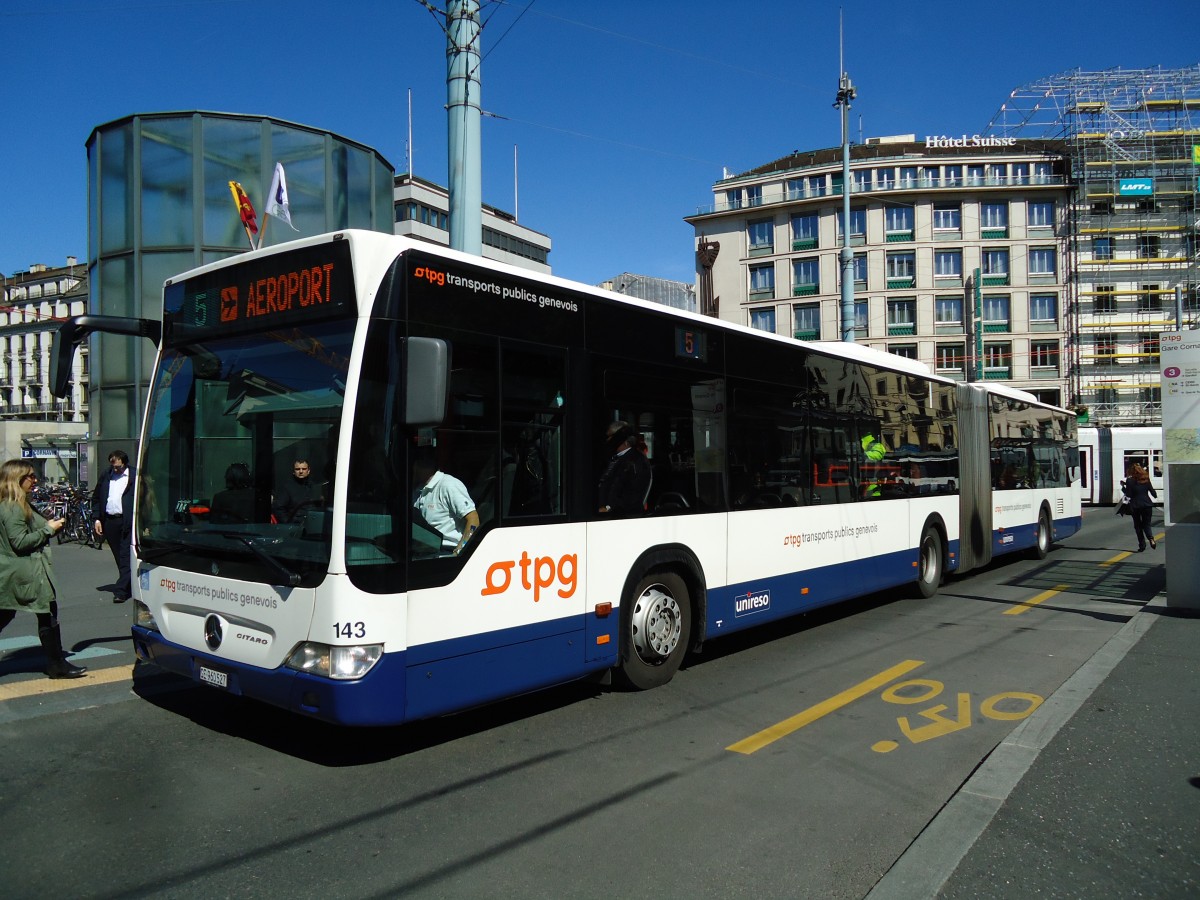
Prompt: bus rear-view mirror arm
<box><xmin>50</xmin><ymin>315</ymin><xmax>162</xmax><ymax>399</ymax></box>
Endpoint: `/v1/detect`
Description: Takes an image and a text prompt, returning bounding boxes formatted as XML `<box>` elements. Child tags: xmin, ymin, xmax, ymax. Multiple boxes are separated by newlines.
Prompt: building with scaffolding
<box><xmin>985</xmin><ymin>64</ymin><xmax>1200</xmax><ymax>425</ymax></box>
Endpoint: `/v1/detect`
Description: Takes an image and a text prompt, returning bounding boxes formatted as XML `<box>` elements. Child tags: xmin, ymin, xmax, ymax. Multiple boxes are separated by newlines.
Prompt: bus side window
<box><xmin>500</xmin><ymin>346</ymin><xmax>564</xmax><ymax>519</ymax></box>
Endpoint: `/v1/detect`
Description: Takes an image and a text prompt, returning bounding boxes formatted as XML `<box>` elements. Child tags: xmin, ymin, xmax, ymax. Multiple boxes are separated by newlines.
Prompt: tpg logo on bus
<box><xmin>482</xmin><ymin>552</ymin><xmax>578</xmax><ymax>603</ymax></box>
<box><xmin>734</xmin><ymin>589</ymin><xmax>771</xmax><ymax>618</ymax></box>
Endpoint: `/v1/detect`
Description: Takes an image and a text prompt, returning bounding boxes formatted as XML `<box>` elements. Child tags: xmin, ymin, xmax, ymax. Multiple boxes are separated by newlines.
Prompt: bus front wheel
<box><xmin>1031</xmin><ymin>509</ymin><xmax>1051</xmax><ymax>560</ymax></box>
<box><xmin>916</xmin><ymin>525</ymin><xmax>943</xmax><ymax>598</ymax></box>
<box><xmin>615</xmin><ymin>571</ymin><xmax>692</xmax><ymax>691</ymax></box>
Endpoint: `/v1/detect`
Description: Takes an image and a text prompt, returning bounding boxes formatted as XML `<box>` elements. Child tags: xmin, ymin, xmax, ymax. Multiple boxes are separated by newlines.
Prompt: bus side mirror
<box><xmin>405</xmin><ymin>337</ymin><xmax>449</xmax><ymax>425</ymax></box>
<box><xmin>50</xmin><ymin>315</ymin><xmax>163</xmax><ymax>399</ymax></box>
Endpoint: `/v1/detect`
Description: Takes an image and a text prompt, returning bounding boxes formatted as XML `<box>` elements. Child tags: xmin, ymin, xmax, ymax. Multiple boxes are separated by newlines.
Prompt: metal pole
<box><xmin>446</xmin><ymin>0</ymin><xmax>482</xmax><ymax>255</ymax></box>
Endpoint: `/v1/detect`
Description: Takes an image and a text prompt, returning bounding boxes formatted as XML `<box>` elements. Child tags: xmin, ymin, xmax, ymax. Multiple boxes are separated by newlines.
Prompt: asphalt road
<box><xmin>0</xmin><ymin>507</ymin><xmax>1185</xmax><ymax>899</ymax></box>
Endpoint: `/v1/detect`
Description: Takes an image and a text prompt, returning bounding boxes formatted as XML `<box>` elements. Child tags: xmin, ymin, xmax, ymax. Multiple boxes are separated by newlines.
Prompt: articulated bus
<box><xmin>55</xmin><ymin>231</ymin><xmax>1081</xmax><ymax>725</ymax></box>
<box><xmin>1077</xmin><ymin>425</ymin><xmax>1162</xmax><ymax>505</ymax></box>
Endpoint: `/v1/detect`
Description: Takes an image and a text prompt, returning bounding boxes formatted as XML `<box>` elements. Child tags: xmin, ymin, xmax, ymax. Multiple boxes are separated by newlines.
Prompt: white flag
<box><xmin>264</xmin><ymin>162</ymin><xmax>299</xmax><ymax>231</ymax></box>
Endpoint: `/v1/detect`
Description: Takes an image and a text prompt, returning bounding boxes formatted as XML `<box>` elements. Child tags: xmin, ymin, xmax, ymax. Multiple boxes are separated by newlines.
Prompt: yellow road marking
<box><xmin>1004</xmin><ymin>584</ymin><xmax>1071</xmax><ymax>616</ymax></box>
<box><xmin>0</xmin><ymin>663</ymin><xmax>134</xmax><ymax>702</ymax></box>
<box><xmin>1101</xmin><ymin>550</ymin><xmax>1133</xmax><ymax>567</ymax></box>
<box><xmin>727</xmin><ymin>659</ymin><xmax>924</xmax><ymax>755</ymax></box>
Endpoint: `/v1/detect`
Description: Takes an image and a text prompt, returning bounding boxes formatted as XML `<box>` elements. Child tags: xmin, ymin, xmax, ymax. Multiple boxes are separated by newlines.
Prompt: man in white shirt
<box><xmin>412</xmin><ymin>456</ymin><xmax>479</xmax><ymax>555</ymax></box>
<box><xmin>91</xmin><ymin>450</ymin><xmax>135</xmax><ymax>603</ymax></box>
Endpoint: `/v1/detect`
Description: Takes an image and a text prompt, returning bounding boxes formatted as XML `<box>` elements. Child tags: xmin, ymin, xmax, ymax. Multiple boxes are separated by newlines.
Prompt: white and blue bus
<box><xmin>1077</xmin><ymin>425</ymin><xmax>1162</xmax><ymax>505</ymax></box>
<box><xmin>55</xmin><ymin>231</ymin><xmax>1081</xmax><ymax>725</ymax></box>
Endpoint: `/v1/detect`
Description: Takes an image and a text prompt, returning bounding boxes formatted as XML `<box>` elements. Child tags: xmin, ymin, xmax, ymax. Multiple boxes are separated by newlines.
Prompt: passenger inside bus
<box><xmin>209</xmin><ymin>463</ymin><xmax>256</xmax><ymax>524</ymax></box>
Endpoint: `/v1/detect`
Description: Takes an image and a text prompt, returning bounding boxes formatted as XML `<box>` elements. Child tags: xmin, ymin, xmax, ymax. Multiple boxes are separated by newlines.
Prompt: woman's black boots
<box><xmin>38</xmin><ymin>624</ymin><xmax>87</xmax><ymax>679</ymax></box>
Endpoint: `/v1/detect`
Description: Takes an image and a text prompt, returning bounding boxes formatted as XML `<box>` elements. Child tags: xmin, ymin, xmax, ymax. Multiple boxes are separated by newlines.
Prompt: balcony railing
<box><xmin>693</xmin><ymin>173</ymin><xmax>1067</xmax><ymax>215</ymax></box>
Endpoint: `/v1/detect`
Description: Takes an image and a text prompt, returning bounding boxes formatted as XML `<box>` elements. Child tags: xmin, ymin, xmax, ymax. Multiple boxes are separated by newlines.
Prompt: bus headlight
<box><xmin>286</xmin><ymin>642</ymin><xmax>383</xmax><ymax>680</ymax></box>
<box><xmin>134</xmin><ymin>601</ymin><xmax>160</xmax><ymax>632</ymax></box>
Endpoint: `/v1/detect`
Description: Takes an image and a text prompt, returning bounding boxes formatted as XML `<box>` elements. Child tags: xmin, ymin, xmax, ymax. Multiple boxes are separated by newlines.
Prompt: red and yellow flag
<box><xmin>228</xmin><ymin>181</ymin><xmax>258</xmax><ymax>235</ymax></box>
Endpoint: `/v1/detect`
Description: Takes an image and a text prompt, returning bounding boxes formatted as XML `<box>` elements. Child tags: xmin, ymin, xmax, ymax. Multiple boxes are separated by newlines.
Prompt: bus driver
<box><xmin>411</xmin><ymin>455</ymin><xmax>480</xmax><ymax>556</ymax></box>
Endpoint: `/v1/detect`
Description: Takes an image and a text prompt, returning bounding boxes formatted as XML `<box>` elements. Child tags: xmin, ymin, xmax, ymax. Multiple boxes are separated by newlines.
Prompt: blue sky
<box><xmin>2</xmin><ymin>0</ymin><xmax>1197</xmax><ymax>287</ymax></box>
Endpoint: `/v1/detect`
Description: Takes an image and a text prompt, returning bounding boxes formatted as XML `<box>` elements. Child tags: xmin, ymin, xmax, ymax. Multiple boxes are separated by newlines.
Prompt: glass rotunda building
<box><xmin>86</xmin><ymin>111</ymin><xmax>395</xmax><ymax>461</ymax></box>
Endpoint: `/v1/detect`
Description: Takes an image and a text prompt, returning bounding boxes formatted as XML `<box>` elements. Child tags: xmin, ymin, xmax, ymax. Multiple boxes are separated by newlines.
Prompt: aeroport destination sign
<box><xmin>925</xmin><ymin>135</ymin><xmax>1018</xmax><ymax>149</ymax></box>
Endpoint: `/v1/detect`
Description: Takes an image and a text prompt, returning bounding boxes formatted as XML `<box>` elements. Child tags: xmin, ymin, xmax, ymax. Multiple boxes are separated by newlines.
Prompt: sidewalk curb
<box><xmin>864</xmin><ymin>594</ymin><xmax>1164</xmax><ymax>900</ymax></box>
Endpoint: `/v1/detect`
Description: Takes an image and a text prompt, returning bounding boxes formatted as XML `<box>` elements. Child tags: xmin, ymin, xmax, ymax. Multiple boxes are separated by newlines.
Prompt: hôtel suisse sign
<box><xmin>925</xmin><ymin>135</ymin><xmax>1018</xmax><ymax>149</ymax></box>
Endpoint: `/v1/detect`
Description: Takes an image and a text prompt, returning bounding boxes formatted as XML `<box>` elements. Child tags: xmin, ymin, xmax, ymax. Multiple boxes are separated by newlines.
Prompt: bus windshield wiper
<box><xmin>137</xmin><ymin>538</ymin><xmax>191</xmax><ymax>563</ymax></box>
<box><xmin>212</xmin><ymin>531</ymin><xmax>302</xmax><ymax>587</ymax></box>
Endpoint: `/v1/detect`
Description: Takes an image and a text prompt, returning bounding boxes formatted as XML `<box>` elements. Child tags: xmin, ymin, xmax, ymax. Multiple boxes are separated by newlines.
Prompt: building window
<box><xmin>807</xmin><ymin>174</ymin><xmax>826</xmax><ymax>197</ymax></box>
<box><xmin>944</xmin><ymin>165</ymin><xmax>962</xmax><ymax>186</ymax></box>
<box><xmin>935</xmin><ymin>249</ymin><xmax>963</xmax><ymax>278</ymax></box>
<box><xmin>852</xmin><ymin>253</ymin><xmax>867</xmax><ymax>287</ymax></box>
<box><xmin>981</xmin><ymin>202</ymin><xmax>1008</xmax><ymax>233</ymax></box>
<box><xmin>750</xmin><ymin>308</ymin><xmax>776</xmax><ymax>333</ymax></box>
<box><xmin>793</xmin><ymin>302</ymin><xmax>820</xmax><ymax>340</ymax></box>
<box><xmin>983</xmin><ymin>343</ymin><xmax>1012</xmax><ymax>379</ymax></box>
<box><xmin>1095</xmin><ymin>332</ymin><xmax>1117</xmax><ymax>360</ymax></box>
<box><xmin>935</xmin><ymin>296</ymin><xmax>964</xmax><ymax>326</ymax></box>
<box><xmin>855</xmin><ymin>299</ymin><xmax>869</xmax><ymax>335</ymax></box>
<box><xmin>936</xmin><ymin>344</ymin><xmax>965</xmax><ymax>373</ymax></box>
<box><xmin>876</xmin><ymin>167</ymin><xmax>895</xmax><ymax>189</ymax></box>
<box><xmin>985</xmin><ymin>163</ymin><xmax>1006</xmax><ymax>185</ymax></box>
<box><xmin>1030</xmin><ymin>293</ymin><xmax>1057</xmax><ymax>324</ymax></box>
<box><xmin>749</xmin><ymin>263</ymin><xmax>775</xmax><ymax>298</ymax></box>
<box><xmin>921</xmin><ymin>166</ymin><xmax>940</xmax><ymax>187</ymax></box>
<box><xmin>1013</xmin><ymin>163</ymin><xmax>1030</xmax><ymax>185</ymax></box>
<box><xmin>1138</xmin><ymin>235</ymin><xmax>1160</xmax><ymax>259</ymax></box>
<box><xmin>983</xmin><ymin>295</ymin><xmax>1010</xmax><ymax>332</ymax></box>
<box><xmin>933</xmin><ymin>203</ymin><xmax>961</xmax><ymax>231</ymax></box>
<box><xmin>1029</xmin><ymin>247</ymin><xmax>1057</xmax><ymax>277</ymax></box>
<box><xmin>1095</xmin><ymin>285</ymin><xmax>1117</xmax><ymax>314</ymax></box>
<box><xmin>786</xmin><ymin>178</ymin><xmax>804</xmax><ymax>201</ymax></box>
<box><xmin>725</xmin><ymin>188</ymin><xmax>742</xmax><ymax>210</ymax></box>
<box><xmin>836</xmin><ymin>208</ymin><xmax>867</xmax><ymax>242</ymax></box>
<box><xmin>982</xmin><ymin>248</ymin><xmax>1009</xmax><ymax>281</ymax></box>
<box><xmin>885</xmin><ymin>205</ymin><xmax>914</xmax><ymax>239</ymax></box>
<box><xmin>1031</xmin><ymin>341</ymin><xmax>1060</xmax><ymax>372</ymax></box>
<box><xmin>887</xmin><ymin>297</ymin><xmax>916</xmax><ymax>335</ymax></box>
<box><xmin>791</xmin><ymin>213</ymin><xmax>819</xmax><ymax>250</ymax></box>
<box><xmin>1091</xmin><ymin>199</ymin><xmax>1113</xmax><ymax>216</ymax></box>
<box><xmin>890</xmin><ymin>344</ymin><xmax>918</xmax><ymax>360</ymax></box>
<box><xmin>748</xmin><ymin>218</ymin><xmax>773</xmax><ymax>253</ymax></box>
<box><xmin>1093</xmin><ymin>236</ymin><xmax>1113</xmax><ymax>260</ymax></box>
<box><xmin>853</xmin><ymin>170</ymin><xmax>871</xmax><ymax>193</ymax></box>
<box><xmin>1033</xmin><ymin>162</ymin><xmax>1053</xmax><ymax>184</ymax></box>
<box><xmin>1140</xmin><ymin>332</ymin><xmax>1160</xmax><ymax>364</ymax></box>
<box><xmin>967</xmin><ymin>165</ymin><xmax>985</xmax><ymax>186</ymax></box>
<box><xmin>1138</xmin><ymin>284</ymin><xmax>1160</xmax><ymax>312</ymax></box>
<box><xmin>1027</xmin><ymin>201</ymin><xmax>1054</xmax><ymax>228</ymax></box>
<box><xmin>792</xmin><ymin>258</ymin><xmax>819</xmax><ymax>296</ymax></box>
<box><xmin>886</xmin><ymin>251</ymin><xmax>915</xmax><ymax>282</ymax></box>
<box><xmin>746</xmin><ymin>185</ymin><xmax>763</xmax><ymax>207</ymax></box>
<box><xmin>899</xmin><ymin>167</ymin><xmax>918</xmax><ymax>188</ymax></box>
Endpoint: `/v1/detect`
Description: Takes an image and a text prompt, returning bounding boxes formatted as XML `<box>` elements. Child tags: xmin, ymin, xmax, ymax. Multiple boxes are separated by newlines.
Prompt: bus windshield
<box><xmin>138</xmin><ymin>319</ymin><xmax>355</xmax><ymax>586</ymax></box>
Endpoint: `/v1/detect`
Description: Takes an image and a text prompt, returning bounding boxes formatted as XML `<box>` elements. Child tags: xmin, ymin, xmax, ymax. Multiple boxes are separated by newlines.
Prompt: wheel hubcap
<box><xmin>631</xmin><ymin>585</ymin><xmax>682</xmax><ymax>664</ymax></box>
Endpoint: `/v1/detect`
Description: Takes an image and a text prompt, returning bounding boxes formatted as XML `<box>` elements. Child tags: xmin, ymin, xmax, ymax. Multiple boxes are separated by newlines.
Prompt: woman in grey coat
<box><xmin>0</xmin><ymin>459</ymin><xmax>86</xmax><ymax>678</ymax></box>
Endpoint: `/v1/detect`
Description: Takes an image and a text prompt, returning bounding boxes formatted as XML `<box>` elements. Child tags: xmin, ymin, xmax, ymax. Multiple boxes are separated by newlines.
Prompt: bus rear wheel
<box><xmin>916</xmin><ymin>525</ymin><xmax>943</xmax><ymax>598</ymax></box>
<box><xmin>615</xmin><ymin>571</ymin><xmax>691</xmax><ymax>691</ymax></box>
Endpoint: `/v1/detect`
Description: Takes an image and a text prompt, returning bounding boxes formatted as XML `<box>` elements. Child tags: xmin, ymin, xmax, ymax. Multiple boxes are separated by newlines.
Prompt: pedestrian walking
<box><xmin>1122</xmin><ymin>463</ymin><xmax>1158</xmax><ymax>552</ymax></box>
<box><xmin>91</xmin><ymin>449</ymin><xmax>135</xmax><ymax>603</ymax></box>
<box><xmin>0</xmin><ymin>460</ymin><xmax>87</xmax><ymax>679</ymax></box>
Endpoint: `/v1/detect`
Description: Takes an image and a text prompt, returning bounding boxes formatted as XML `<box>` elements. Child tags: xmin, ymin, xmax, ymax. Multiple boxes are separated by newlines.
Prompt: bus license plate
<box><xmin>199</xmin><ymin>665</ymin><xmax>229</xmax><ymax>690</ymax></box>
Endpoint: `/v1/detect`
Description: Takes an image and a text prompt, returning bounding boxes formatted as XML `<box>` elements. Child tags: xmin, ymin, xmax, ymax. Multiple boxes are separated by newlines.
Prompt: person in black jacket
<box><xmin>91</xmin><ymin>449</ymin><xmax>135</xmax><ymax>603</ymax></box>
<box><xmin>597</xmin><ymin>422</ymin><xmax>651</xmax><ymax>517</ymax></box>
<box><xmin>1122</xmin><ymin>463</ymin><xmax>1158</xmax><ymax>552</ymax></box>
